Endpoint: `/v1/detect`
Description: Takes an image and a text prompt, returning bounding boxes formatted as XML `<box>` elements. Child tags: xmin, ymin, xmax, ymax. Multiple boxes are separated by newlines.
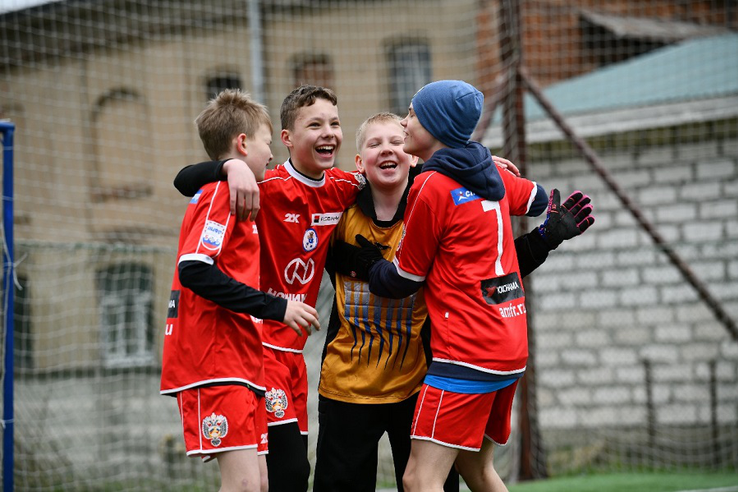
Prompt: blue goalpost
<box><xmin>1</xmin><ymin>120</ymin><xmax>15</xmax><ymax>492</ymax></box>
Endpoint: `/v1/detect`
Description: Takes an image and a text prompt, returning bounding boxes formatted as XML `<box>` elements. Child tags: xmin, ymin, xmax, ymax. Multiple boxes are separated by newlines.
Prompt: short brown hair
<box><xmin>280</xmin><ymin>85</ymin><xmax>338</xmax><ymax>132</ymax></box>
<box><xmin>195</xmin><ymin>89</ymin><xmax>272</xmax><ymax>160</ymax></box>
<box><xmin>355</xmin><ymin>112</ymin><xmax>403</xmax><ymax>151</ymax></box>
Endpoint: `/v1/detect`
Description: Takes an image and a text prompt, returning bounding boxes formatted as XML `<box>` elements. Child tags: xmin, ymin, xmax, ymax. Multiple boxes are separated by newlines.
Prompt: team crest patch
<box><xmin>201</xmin><ymin>220</ymin><xmax>226</xmax><ymax>249</ymax></box>
<box><xmin>303</xmin><ymin>228</ymin><xmax>318</xmax><ymax>252</ymax></box>
<box><xmin>202</xmin><ymin>412</ymin><xmax>228</xmax><ymax>447</ymax></box>
<box><xmin>265</xmin><ymin>388</ymin><xmax>288</xmax><ymax>418</ymax></box>
<box><xmin>451</xmin><ymin>186</ymin><xmax>480</xmax><ymax>206</ymax></box>
<box><xmin>354</xmin><ymin>172</ymin><xmax>367</xmax><ymax>189</ymax></box>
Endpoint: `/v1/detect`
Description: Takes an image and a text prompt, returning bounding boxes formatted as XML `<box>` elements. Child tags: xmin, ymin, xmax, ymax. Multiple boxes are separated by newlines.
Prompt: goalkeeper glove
<box><xmin>538</xmin><ymin>189</ymin><xmax>594</xmax><ymax>249</ymax></box>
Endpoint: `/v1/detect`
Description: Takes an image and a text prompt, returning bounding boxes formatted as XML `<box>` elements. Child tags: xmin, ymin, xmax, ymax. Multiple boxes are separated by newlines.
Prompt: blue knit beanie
<box><xmin>411</xmin><ymin>80</ymin><xmax>484</xmax><ymax>149</ymax></box>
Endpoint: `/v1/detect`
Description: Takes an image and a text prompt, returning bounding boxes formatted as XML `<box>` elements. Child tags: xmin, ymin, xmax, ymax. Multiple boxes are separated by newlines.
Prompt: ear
<box><xmin>354</xmin><ymin>153</ymin><xmax>365</xmax><ymax>173</ymax></box>
<box><xmin>236</xmin><ymin>133</ymin><xmax>249</xmax><ymax>157</ymax></box>
<box><xmin>280</xmin><ymin>129</ymin><xmax>292</xmax><ymax>150</ymax></box>
<box><xmin>409</xmin><ymin>155</ymin><xmax>420</xmax><ymax>168</ymax></box>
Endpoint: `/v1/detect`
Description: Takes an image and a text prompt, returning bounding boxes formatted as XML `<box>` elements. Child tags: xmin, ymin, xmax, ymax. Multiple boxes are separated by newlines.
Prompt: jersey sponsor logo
<box><xmin>201</xmin><ymin>220</ymin><xmax>226</xmax><ymax>249</ymax></box>
<box><xmin>302</xmin><ymin>228</ymin><xmax>318</xmax><ymax>252</ymax></box>
<box><xmin>167</xmin><ymin>290</ymin><xmax>180</xmax><ymax>318</ymax></box>
<box><xmin>451</xmin><ymin>186</ymin><xmax>481</xmax><ymax>206</ymax></box>
<box><xmin>189</xmin><ymin>190</ymin><xmax>202</xmax><ymax>204</ymax></box>
<box><xmin>284</xmin><ymin>213</ymin><xmax>300</xmax><ymax>223</ymax></box>
<box><xmin>311</xmin><ymin>212</ymin><xmax>342</xmax><ymax>226</ymax></box>
<box><xmin>481</xmin><ymin>272</ymin><xmax>523</xmax><ymax>305</ymax></box>
<box><xmin>265</xmin><ymin>388</ymin><xmax>288</xmax><ymax>418</ymax></box>
<box><xmin>499</xmin><ymin>300</ymin><xmax>527</xmax><ymax>318</ymax></box>
<box><xmin>267</xmin><ymin>288</ymin><xmax>307</xmax><ymax>302</ymax></box>
<box><xmin>284</xmin><ymin>257</ymin><xmax>315</xmax><ymax>285</ymax></box>
<box><xmin>201</xmin><ymin>412</ymin><xmax>228</xmax><ymax>447</ymax></box>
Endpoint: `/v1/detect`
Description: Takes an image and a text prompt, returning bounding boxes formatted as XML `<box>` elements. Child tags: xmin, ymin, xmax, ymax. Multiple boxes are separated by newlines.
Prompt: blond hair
<box><xmin>195</xmin><ymin>89</ymin><xmax>272</xmax><ymax>160</ymax></box>
<box><xmin>355</xmin><ymin>112</ymin><xmax>403</xmax><ymax>151</ymax></box>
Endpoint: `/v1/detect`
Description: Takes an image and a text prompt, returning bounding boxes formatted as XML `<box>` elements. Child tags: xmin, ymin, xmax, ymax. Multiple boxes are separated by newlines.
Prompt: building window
<box><xmin>14</xmin><ymin>274</ymin><xmax>32</xmax><ymax>371</ymax></box>
<box><xmin>292</xmin><ymin>53</ymin><xmax>334</xmax><ymax>89</ymax></box>
<box><xmin>206</xmin><ymin>73</ymin><xmax>242</xmax><ymax>100</ymax></box>
<box><xmin>97</xmin><ymin>263</ymin><xmax>154</xmax><ymax>367</ymax></box>
<box><xmin>387</xmin><ymin>40</ymin><xmax>431</xmax><ymax>115</ymax></box>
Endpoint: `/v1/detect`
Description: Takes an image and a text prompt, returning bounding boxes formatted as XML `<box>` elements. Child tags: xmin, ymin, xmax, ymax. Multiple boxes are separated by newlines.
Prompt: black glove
<box><xmin>355</xmin><ymin>234</ymin><xmax>386</xmax><ymax>277</ymax></box>
<box><xmin>538</xmin><ymin>189</ymin><xmax>594</xmax><ymax>249</ymax></box>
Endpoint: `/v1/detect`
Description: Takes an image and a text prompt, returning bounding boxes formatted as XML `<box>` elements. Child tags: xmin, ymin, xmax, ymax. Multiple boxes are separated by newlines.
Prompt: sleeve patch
<box><xmin>201</xmin><ymin>220</ymin><xmax>226</xmax><ymax>249</ymax></box>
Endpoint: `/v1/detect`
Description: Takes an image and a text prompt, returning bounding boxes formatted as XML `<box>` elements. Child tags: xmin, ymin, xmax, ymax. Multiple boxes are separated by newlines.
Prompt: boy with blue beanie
<box><xmin>357</xmin><ymin>80</ymin><xmax>571</xmax><ymax>492</ymax></box>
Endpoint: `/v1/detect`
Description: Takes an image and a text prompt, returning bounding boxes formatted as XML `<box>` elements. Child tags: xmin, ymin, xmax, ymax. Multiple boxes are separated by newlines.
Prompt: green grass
<box><xmin>507</xmin><ymin>471</ymin><xmax>738</xmax><ymax>492</ymax></box>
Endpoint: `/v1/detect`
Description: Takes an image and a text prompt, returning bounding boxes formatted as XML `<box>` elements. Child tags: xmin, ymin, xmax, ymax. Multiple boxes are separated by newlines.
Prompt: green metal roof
<box><xmin>521</xmin><ymin>33</ymin><xmax>738</xmax><ymax>121</ymax></box>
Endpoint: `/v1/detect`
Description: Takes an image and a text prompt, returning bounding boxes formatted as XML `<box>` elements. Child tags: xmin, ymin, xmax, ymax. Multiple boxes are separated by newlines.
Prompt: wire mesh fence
<box><xmin>1</xmin><ymin>0</ymin><xmax>736</xmax><ymax>489</ymax></box>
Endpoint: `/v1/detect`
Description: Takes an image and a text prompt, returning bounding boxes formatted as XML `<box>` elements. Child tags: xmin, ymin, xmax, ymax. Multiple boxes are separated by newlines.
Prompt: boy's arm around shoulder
<box><xmin>174</xmin><ymin>160</ymin><xmax>228</xmax><ymax>197</ymax></box>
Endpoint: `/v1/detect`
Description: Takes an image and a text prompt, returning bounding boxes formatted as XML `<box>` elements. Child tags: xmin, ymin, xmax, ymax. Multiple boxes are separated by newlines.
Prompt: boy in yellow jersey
<box><xmin>313</xmin><ymin>112</ymin><xmax>594</xmax><ymax>491</ymax></box>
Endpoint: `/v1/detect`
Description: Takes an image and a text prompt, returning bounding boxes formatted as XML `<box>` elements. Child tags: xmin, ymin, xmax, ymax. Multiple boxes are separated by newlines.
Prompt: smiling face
<box><xmin>400</xmin><ymin>104</ymin><xmax>443</xmax><ymax>163</ymax></box>
<box><xmin>281</xmin><ymin>97</ymin><xmax>342</xmax><ymax>179</ymax></box>
<box><xmin>356</xmin><ymin>119</ymin><xmax>416</xmax><ymax>193</ymax></box>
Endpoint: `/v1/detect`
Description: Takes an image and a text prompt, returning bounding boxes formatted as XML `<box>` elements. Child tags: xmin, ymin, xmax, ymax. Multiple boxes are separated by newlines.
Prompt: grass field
<box><xmin>506</xmin><ymin>471</ymin><xmax>738</xmax><ymax>492</ymax></box>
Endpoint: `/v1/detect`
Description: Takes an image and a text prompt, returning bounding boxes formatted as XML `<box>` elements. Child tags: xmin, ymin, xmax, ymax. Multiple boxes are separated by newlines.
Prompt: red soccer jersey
<box><xmin>257</xmin><ymin>160</ymin><xmax>364</xmax><ymax>352</ymax></box>
<box><xmin>393</xmin><ymin>169</ymin><xmax>539</xmax><ymax>375</ymax></box>
<box><xmin>160</xmin><ymin>181</ymin><xmax>265</xmax><ymax>395</ymax></box>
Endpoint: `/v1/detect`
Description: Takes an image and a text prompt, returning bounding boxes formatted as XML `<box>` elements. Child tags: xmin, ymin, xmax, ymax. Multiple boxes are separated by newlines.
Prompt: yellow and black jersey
<box><xmin>319</xmin><ymin>200</ymin><xmax>428</xmax><ymax>404</ymax></box>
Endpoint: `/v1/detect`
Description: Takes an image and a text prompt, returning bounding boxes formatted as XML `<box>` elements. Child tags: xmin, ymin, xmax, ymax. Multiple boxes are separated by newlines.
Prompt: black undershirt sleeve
<box><xmin>173</xmin><ymin>160</ymin><xmax>228</xmax><ymax>197</ymax></box>
<box><xmin>178</xmin><ymin>260</ymin><xmax>287</xmax><ymax>321</ymax></box>
<box><xmin>515</xmin><ymin>227</ymin><xmax>552</xmax><ymax>278</ymax></box>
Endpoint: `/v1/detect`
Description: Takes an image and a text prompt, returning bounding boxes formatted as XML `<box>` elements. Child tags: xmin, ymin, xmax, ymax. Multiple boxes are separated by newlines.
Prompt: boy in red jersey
<box><xmin>160</xmin><ymin>89</ymin><xmax>319</xmax><ymax>492</ymax></box>
<box><xmin>359</xmin><ymin>80</ymin><xmax>558</xmax><ymax>491</ymax></box>
<box><xmin>173</xmin><ymin>85</ymin><xmax>366</xmax><ymax>491</ymax></box>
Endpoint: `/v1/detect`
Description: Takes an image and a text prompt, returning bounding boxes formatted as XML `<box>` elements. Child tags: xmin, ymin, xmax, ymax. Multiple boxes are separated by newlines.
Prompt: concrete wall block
<box><xmin>614</xmin><ymin>249</ymin><xmax>657</xmax><ymax>268</ymax></box>
<box><xmin>695</xmin><ymin>158</ymin><xmax>736</xmax><ymax>180</ymax></box>
<box><xmin>537</xmin><ymin>253</ymin><xmax>576</xmax><ymax>272</ymax></box>
<box><xmin>652</xmin><ymin>364</ymin><xmax>694</xmax><ymax>383</ymax></box>
<box><xmin>675</xmin><ymin>303</ymin><xmax>711</xmax><ymax>323</ymax></box>
<box><xmin>637</xmin><ymin>146</ymin><xmax>675</xmax><ymax>166</ymax></box>
<box><xmin>719</xmin><ymin>342</ymin><xmax>738</xmax><ymax>359</ymax></box>
<box><xmin>577</xmin><ymin>251</ymin><xmax>615</xmax><ymax>269</ymax></box>
<box><xmin>597</xmin><ymin>308</ymin><xmax>634</xmax><ymax>327</ymax></box>
<box><xmin>561</xmin><ymin>349</ymin><xmax>598</xmax><ymax>365</ymax></box>
<box><xmin>613</xmin><ymin>327</ymin><xmax>653</xmax><ymax>346</ymax></box>
<box><xmin>580</xmin><ymin>290</ymin><xmax>618</xmax><ymax>308</ymax></box>
<box><xmin>693</xmin><ymin>322</ymin><xmax>733</xmax><ymax>342</ymax></box>
<box><xmin>654</xmin><ymin>324</ymin><xmax>692</xmax><ymax>343</ymax></box>
<box><xmin>536</xmin><ymin>332</ymin><xmax>574</xmax><ymax>350</ymax></box>
<box><xmin>638</xmin><ymin>186</ymin><xmax>677</xmax><ymax>206</ymax></box>
<box><xmin>661</xmin><ymin>284</ymin><xmax>699</xmax><ymax>303</ymax></box>
<box><xmin>682</xmin><ymin>221</ymin><xmax>724</xmax><ymax>242</ymax></box>
<box><xmin>642</xmin><ymin>266</ymin><xmax>682</xmax><ymax>285</ymax></box>
<box><xmin>655</xmin><ymin>202</ymin><xmax>698</xmax><ymax>223</ymax></box>
<box><xmin>680</xmin><ymin>181</ymin><xmax>721</xmax><ymax>201</ymax></box>
<box><xmin>680</xmin><ymin>342</ymin><xmax>721</xmax><ymax>362</ymax></box>
<box><xmin>597</xmin><ymin>228</ymin><xmax>640</xmax><ymax>249</ymax></box>
<box><xmin>600</xmin><ymin>347</ymin><xmax>639</xmax><ymax>366</ymax></box>
<box><xmin>700</xmin><ymin>199</ymin><xmax>738</xmax><ymax>220</ymax></box>
<box><xmin>540</xmin><ymin>407</ymin><xmax>579</xmax><ymax>428</ymax></box>
<box><xmin>678</xmin><ymin>140</ymin><xmax>719</xmax><ymax>161</ymax></box>
<box><xmin>640</xmin><ymin>345</ymin><xmax>679</xmax><ymax>364</ymax></box>
<box><xmin>621</xmin><ymin>285</ymin><xmax>659</xmax><ymax>306</ymax></box>
<box><xmin>653</xmin><ymin>164</ymin><xmax>693</xmax><ymax>184</ymax></box>
<box><xmin>657</xmin><ymin>404</ymin><xmax>697</xmax><ymax>424</ymax></box>
<box><xmin>616</xmin><ymin>365</ymin><xmax>645</xmax><ymax>383</ymax></box>
<box><xmin>729</xmin><ymin>259</ymin><xmax>738</xmax><ymax>279</ymax></box>
<box><xmin>612</xmin><ymin>169</ymin><xmax>652</xmax><ymax>189</ymax></box>
<box><xmin>673</xmin><ymin>384</ymin><xmax>710</xmax><ymax>403</ymax></box>
<box><xmin>689</xmin><ymin>261</ymin><xmax>726</xmax><ymax>281</ymax></box>
<box><xmin>539</xmin><ymin>292</ymin><xmax>577</xmax><ymax>311</ymax></box>
<box><xmin>558</xmin><ymin>387</ymin><xmax>592</xmax><ymax>405</ymax></box>
<box><xmin>602</xmin><ymin>268</ymin><xmax>640</xmax><ymax>287</ymax></box>
<box><xmin>539</xmin><ymin>368</ymin><xmax>577</xmax><ymax>388</ymax></box>
<box><xmin>577</xmin><ymin>366</ymin><xmax>613</xmax><ymax>384</ymax></box>
<box><xmin>593</xmin><ymin>386</ymin><xmax>632</xmax><ymax>404</ymax></box>
<box><xmin>574</xmin><ymin>329</ymin><xmax>611</xmax><ymax>348</ymax></box>
<box><xmin>557</xmin><ymin>311</ymin><xmax>599</xmax><ymax>330</ymax></box>
<box><xmin>635</xmin><ymin>305</ymin><xmax>675</xmax><ymax>324</ymax></box>
<box><xmin>580</xmin><ymin>406</ymin><xmax>621</xmax><ymax>427</ymax></box>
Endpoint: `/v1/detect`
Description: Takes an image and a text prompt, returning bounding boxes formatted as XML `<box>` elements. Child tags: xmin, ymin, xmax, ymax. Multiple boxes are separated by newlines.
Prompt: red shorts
<box><xmin>177</xmin><ymin>385</ymin><xmax>268</xmax><ymax>457</ymax></box>
<box><xmin>411</xmin><ymin>381</ymin><xmax>518</xmax><ymax>451</ymax></box>
<box><xmin>263</xmin><ymin>346</ymin><xmax>309</xmax><ymax>434</ymax></box>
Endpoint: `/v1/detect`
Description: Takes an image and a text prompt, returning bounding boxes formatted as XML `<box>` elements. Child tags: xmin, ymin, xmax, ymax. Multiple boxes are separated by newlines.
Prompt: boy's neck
<box><xmin>371</xmin><ymin>181</ymin><xmax>407</xmax><ymax>221</ymax></box>
<box><xmin>290</xmin><ymin>159</ymin><xmax>325</xmax><ymax>180</ymax></box>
